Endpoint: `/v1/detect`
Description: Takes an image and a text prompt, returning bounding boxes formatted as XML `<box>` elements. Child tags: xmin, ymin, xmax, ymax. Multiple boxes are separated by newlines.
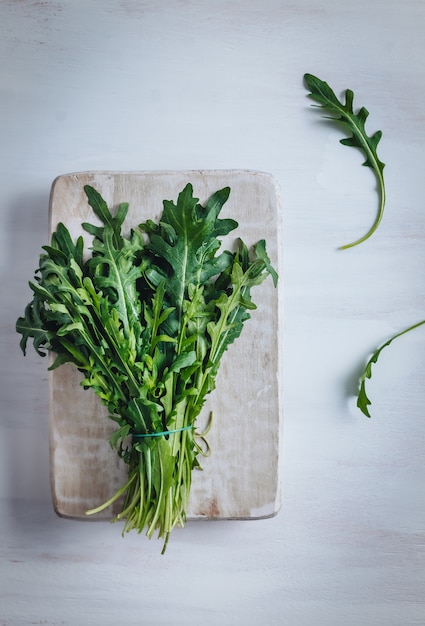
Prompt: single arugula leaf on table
<box><xmin>304</xmin><ymin>73</ymin><xmax>386</xmax><ymax>249</ymax></box>
<box><xmin>357</xmin><ymin>319</ymin><xmax>425</xmax><ymax>417</ymax></box>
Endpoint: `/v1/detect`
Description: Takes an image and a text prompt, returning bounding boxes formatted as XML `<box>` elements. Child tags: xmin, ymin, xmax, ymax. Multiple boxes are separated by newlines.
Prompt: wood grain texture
<box><xmin>4</xmin><ymin>3</ymin><xmax>425</xmax><ymax>622</ymax></box>
<box><xmin>48</xmin><ymin>170</ymin><xmax>283</xmax><ymax>521</ymax></box>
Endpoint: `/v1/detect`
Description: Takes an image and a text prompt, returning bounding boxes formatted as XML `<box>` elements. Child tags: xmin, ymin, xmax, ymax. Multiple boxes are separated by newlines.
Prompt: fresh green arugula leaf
<box><xmin>304</xmin><ymin>73</ymin><xmax>385</xmax><ymax>249</ymax></box>
<box><xmin>16</xmin><ymin>298</ymin><xmax>50</xmax><ymax>356</ymax></box>
<box><xmin>358</xmin><ymin>320</ymin><xmax>425</xmax><ymax>417</ymax></box>
<box><xmin>140</xmin><ymin>183</ymin><xmax>237</xmax><ymax>315</ymax></box>
<box><xmin>83</xmin><ymin>184</ymin><xmax>129</xmax><ymax>249</ymax></box>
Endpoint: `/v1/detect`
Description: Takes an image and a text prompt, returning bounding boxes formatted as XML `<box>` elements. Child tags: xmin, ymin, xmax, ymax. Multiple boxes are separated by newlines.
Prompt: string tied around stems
<box><xmin>130</xmin><ymin>412</ymin><xmax>214</xmax><ymax>456</ymax></box>
<box><xmin>131</xmin><ymin>424</ymin><xmax>193</xmax><ymax>440</ymax></box>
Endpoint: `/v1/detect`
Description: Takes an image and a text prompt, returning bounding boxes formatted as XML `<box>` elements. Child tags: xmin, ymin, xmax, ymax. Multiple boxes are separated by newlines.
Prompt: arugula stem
<box><xmin>85</xmin><ymin>470</ymin><xmax>137</xmax><ymax>516</ymax></box>
<box><xmin>175</xmin><ymin>430</ymin><xmax>187</xmax><ymax>502</ymax></box>
<box><xmin>161</xmin><ymin>532</ymin><xmax>171</xmax><ymax>555</ymax></box>
<box><xmin>117</xmin><ymin>478</ymin><xmax>141</xmax><ymax>521</ymax></box>
<box><xmin>136</xmin><ymin>462</ymin><xmax>145</xmax><ymax>529</ymax></box>
<box><xmin>339</xmin><ymin>164</ymin><xmax>386</xmax><ymax>250</ymax></box>
<box><xmin>146</xmin><ymin>452</ymin><xmax>164</xmax><ymax>538</ymax></box>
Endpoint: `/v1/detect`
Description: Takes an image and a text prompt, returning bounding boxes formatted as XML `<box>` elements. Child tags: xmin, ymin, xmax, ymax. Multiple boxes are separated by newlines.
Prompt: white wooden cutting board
<box><xmin>48</xmin><ymin>170</ymin><xmax>282</xmax><ymax>521</ymax></box>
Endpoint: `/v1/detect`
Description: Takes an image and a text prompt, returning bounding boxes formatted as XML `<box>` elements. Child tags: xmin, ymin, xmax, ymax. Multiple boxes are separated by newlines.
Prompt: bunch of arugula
<box><xmin>16</xmin><ymin>183</ymin><xmax>277</xmax><ymax>553</ymax></box>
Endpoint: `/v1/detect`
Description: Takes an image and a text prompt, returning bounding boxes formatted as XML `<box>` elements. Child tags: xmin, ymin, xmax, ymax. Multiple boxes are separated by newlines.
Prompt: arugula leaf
<box><xmin>357</xmin><ymin>320</ymin><xmax>425</xmax><ymax>417</ymax></box>
<box><xmin>304</xmin><ymin>73</ymin><xmax>386</xmax><ymax>249</ymax></box>
<box><xmin>16</xmin><ymin>298</ymin><xmax>50</xmax><ymax>356</ymax></box>
<box><xmin>83</xmin><ymin>184</ymin><xmax>129</xmax><ymax>249</ymax></box>
<box><xmin>140</xmin><ymin>183</ymin><xmax>237</xmax><ymax>314</ymax></box>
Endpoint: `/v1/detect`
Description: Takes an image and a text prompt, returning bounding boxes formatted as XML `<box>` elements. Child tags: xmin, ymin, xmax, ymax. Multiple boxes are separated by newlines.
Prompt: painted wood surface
<box><xmin>2</xmin><ymin>1</ymin><xmax>425</xmax><ymax>625</ymax></box>
<box><xmin>49</xmin><ymin>170</ymin><xmax>282</xmax><ymax>520</ymax></box>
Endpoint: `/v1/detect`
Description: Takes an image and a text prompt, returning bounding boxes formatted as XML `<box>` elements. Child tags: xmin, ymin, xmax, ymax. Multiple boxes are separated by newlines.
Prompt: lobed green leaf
<box><xmin>304</xmin><ymin>73</ymin><xmax>386</xmax><ymax>249</ymax></box>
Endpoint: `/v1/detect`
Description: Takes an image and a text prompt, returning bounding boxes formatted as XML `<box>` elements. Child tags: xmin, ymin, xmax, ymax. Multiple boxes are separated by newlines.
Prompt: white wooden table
<box><xmin>1</xmin><ymin>1</ymin><xmax>424</xmax><ymax>625</ymax></box>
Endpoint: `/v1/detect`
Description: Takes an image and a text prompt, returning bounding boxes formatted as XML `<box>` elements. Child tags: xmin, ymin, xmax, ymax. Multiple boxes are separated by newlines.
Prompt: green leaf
<box><xmin>45</xmin><ymin>222</ymin><xmax>84</xmax><ymax>268</ymax></box>
<box><xmin>125</xmin><ymin>395</ymin><xmax>163</xmax><ymax>435</ymax></box>
<box><xmin>357</xmin><ymin>319</ymin><xmax>425</xmax><ymax>417</ymax></box>
<box><xmin>109</xmin><ymin>423</ymin><xmax>131</xmax><ymax>449</ymax></box>
<box><xmin>169</xmin><ymin>350</ymin><xmax>197</xmax><ymax>373</ymax></box>
<box><xmin>83</xmin><ymin>185</ymin><xmax>129</xmax><ymax>249</ymax></box>
<box><xmin>141</xmin><ymin>183</ymin><xmax>237</xmax><ymax>317</ymax></box>
<box><xmin>253</xmin><ymin>239</ymin><xmax>278</xmax><ymax>287</ymax></box>
<box><xmin>86</xmin><ymin>225</ymin><xmax>144</xmax><ymax>339</ymax></box>
<box><xmin>16</xmin><ymin>299</ymin><xmax>49</xmax><ymax>356</ymax></box>
<box><xmin>304</xmin><ymin>73</ymin><xmax>386</xmax><ymax>249</ymax></box>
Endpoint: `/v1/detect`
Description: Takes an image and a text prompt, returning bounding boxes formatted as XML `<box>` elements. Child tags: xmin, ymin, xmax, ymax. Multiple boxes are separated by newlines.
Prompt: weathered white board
<box><xmin>49</xmin><ymin>170</ymin><xmax>282</xmax><ymax>521</ymax></box>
